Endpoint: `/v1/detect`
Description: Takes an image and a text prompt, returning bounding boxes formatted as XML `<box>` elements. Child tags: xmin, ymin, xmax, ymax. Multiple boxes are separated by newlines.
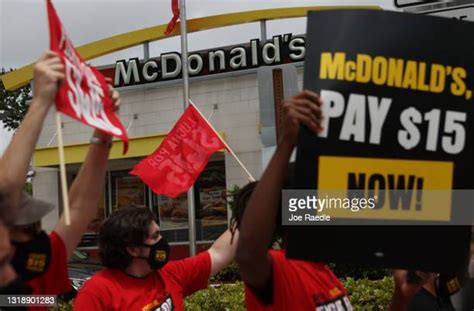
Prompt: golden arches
<box><xmin>1</xmin><ymin>5</ymin><xmax>380</xmax><ymax>91</ymax></box>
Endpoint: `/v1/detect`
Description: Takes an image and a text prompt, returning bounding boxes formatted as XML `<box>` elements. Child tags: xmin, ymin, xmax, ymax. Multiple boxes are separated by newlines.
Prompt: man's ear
<box><xmin>126</xmin><ymin>246</ymin><xmax>140</xmax><ymax>257</ymax></box>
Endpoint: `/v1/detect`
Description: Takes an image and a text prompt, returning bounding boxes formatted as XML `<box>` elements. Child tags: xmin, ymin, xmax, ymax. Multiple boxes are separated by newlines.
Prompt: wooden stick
<box><xmin>55</xmin><ymin>112</ymin><xmax>71</xmax><ymax>225</ymax></box>
<box><xmin>189</xmin><ymin>100</ymin><xmax>256</xmax><ymax>182</ymax></box>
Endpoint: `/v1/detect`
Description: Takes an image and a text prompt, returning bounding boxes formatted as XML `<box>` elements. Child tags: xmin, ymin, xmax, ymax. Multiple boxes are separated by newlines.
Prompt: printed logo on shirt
<box><xmin>315</xmin><ymin>296</ymin><xmax>353</xmax><ymax>311</ymax></box>
<box><xmin>155</xmin><ymin>250</ymin><xmax>167</xmax><ymax>262</ymax></box>
<box><xmin>329</xmin><ymin>287</ymin><xmax>342</xmax><ymax>297</ymax></box>
<box><xmin>446</xmin><ymin>277</ymin><xmax>461</xmax><ymax>294</ymax></box>
<box><xmin>26</xmin><ymin>253</ymin><xmax>47</xmax><ymax>272</ymax></box>
<box><xmin>142</xmin><ymin>295</ymin><xmax>173</xmax><ymax>311</ymax></box>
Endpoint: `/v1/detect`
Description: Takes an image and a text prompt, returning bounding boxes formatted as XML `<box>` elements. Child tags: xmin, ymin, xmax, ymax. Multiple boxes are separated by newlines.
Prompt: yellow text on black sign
<box><xmin>319</xmin><ymin>52</ymin><xmax>472</xmax><ymax>99</ymax></box>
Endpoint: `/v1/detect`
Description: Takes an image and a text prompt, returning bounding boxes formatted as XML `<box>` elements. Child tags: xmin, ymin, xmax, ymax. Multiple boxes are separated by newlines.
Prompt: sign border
<box><xmin>394</xmin><ymin>0</ymin><xmax>438</xmax><ymax>8</ymax></box>
<box><xmin>421</xmin><ymin>4</ymin><xmax>474</xmax><ymax>15</ymax></box>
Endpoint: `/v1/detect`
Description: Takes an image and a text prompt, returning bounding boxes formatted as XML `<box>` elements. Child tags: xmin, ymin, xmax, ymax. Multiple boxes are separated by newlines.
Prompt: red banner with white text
<box><xmin>47</xmin><ymin>0</ymin><xmax>128</xmax><ymax>153</ymax></box>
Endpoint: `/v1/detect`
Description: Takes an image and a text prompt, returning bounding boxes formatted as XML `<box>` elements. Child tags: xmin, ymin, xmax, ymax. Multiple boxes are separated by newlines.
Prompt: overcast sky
<box><xmin>0</xmin><ymin>0</ymin><xmax>397</xmax><ymax>152</ymax></box>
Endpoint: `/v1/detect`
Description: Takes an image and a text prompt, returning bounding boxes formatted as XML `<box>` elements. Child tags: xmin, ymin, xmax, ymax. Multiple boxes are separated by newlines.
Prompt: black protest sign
<box><xmin>287</xmin><ymin>9</ymin><xmax>474</xmax><ymax>273</ymax></box>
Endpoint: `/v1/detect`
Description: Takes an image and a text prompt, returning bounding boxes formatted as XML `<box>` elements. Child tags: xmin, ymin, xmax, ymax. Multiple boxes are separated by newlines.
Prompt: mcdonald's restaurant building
<box><xmin>26</xmin><ymin>8</ymin><xmax>340</xmax><ymax>259</ymax></box>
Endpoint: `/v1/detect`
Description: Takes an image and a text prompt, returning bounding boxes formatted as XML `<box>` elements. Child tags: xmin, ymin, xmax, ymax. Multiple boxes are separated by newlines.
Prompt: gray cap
<box><xmin>14</xmin><ymin>192</ymin><xmax>55</xmax><ymax>226</ymax></box>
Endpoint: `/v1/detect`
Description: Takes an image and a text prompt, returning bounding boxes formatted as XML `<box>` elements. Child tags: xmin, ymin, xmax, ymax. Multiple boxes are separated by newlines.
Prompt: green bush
<box><xmin>227</xmin><ymin>185</ymin><xmax>241</xmax><ymax>220</ymax></box>
<box><xmin>185</xmin><ymin>277</ymin><xmax>394</xmax><ymax>310</ymax></box>
<box><xmin>343</xmin><ymin>276</ymin><xmax>394</xmax><ymax>310</ymax></box>
<box><xmin>185</xmin><ymin>282</ymin><xmax>245</xmax><ymax>311</ymax></box>
<box><xmin>211</xmin><ymin>261</ymin><xmax>390</xmax><ymax>284</ymax></box>
<box><xmin>50</xmin><ymin>299</ymin><xmax>73</xmax><ymax>310</ymax></box>
<box><xmin>52</xmin><ymin>277</ymin><xmax>394</xmax><ymax>310</ymax></box>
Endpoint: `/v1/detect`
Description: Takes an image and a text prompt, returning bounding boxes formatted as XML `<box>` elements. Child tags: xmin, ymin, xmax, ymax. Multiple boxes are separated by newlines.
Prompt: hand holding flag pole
<box><xmin>55</xmin><ymin>113</ymin><xmax>71</xmax><ymax>225</ymax></box>
<box><xmin>47</xmin><ymin>0</ymin><xmax>129</xmax><ymax>225</ymax></box>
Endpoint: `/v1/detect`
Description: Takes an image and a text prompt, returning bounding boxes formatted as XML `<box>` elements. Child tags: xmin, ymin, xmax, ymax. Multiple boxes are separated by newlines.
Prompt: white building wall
<box><xmin>32</xmin><ymin>167</ymin><xmax>60</xmax><ymax>233</ymax></box>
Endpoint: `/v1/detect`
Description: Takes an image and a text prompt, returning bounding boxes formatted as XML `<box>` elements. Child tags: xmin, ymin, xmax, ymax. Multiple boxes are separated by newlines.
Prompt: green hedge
<box><xmin>51</xmin><ymin>277</ymin><xmax>394</xmax><ymax>310</ymax></box>
<box><xmin>186</xmin><ymin>277</ymin><xmax>394</xmax><ymax>310</ymax></box>
<box><xmin>212</xmin><ymin>261</ymin><xmax>390</xmax><ymax>283</ymax></box>
<box><xmin>344</xmin><ymin>277</ymin><xmax>394</xmax><ymax>310</ymax></box>
<box><xmin>185</xmin><ymin>282</ymin><xmax>246</xmax><ymax>311</ymax></box>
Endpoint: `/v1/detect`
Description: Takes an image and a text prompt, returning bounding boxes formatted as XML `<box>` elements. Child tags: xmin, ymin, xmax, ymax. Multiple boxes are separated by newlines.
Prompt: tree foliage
<box><xmin>0</xmin><ymin>68</ymin><xmax>32</xmax><ymax>131</ymax></box>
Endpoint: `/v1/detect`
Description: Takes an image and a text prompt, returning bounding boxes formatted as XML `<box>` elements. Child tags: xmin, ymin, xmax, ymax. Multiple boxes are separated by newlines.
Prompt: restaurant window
<box><xmin>195</xmin><ymin>160</ymin><xmax>227</xmax><ymax>241</ymax></box>
<box><xmin>153</xmin><ymin>192</ymin><xmax>190</xmax><ymax>242</ymax></box>
<box><xmin>80</xmin><ymin>159</ymin><xmax>227</xmax><ymax>246</ymax></box>
<box><xmin>111</xmin><ymin>170</ymin><xmax>147</xmax><ymax>211</ymax></box>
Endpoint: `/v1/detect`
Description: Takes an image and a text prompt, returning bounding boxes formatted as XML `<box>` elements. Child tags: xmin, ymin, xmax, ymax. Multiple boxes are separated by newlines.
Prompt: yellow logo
<box><xmin>446</xmin><ymin>278</ymin><xmax>461</xmax><ymax>293</ymax></box>
<box><xmin>142</xmin><ymin>299</ymin><xmax>159</xmax><ymax>311</ymax></box>
<box><xmin>329</xmin><ymin>287</ymin><xmax>342</xmax><ymax>297</ymax></box>
<box><xmin>26</xmin><ymin>253</ymin><xmax>47</xmax><ymax>272</ymax></box>
<box><xmin>155</xmin><ymin>250</ymin><xmax>167</xmax><ymax>262</ymax></box>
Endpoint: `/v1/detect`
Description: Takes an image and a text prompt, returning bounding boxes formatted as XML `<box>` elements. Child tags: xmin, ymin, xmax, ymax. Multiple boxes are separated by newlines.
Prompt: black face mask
<box><xmin>11</xmin><ymin>231</ymin><xmax>51</xmax><ymax>281</ymax></box>
<box><xmin>138</xmin><ymin>238</ymin><xmax>170</xmax><ymax>270</ymax></box>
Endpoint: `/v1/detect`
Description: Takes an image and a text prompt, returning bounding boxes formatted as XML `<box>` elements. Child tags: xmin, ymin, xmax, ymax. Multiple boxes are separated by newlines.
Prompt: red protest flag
<box><xmin>47</xmin><ymin>0</ymin><xmax>129</xmax><ymax>153</ymax></box>
<box><xmin>164</xmin><ymin>0</ymin><xmax>180</xmax><ymax>35</ymax></box>
<box><xmin>130</xmin><ymin>104</ymin><xmax>226</xmax><ymax>198</ymax></box>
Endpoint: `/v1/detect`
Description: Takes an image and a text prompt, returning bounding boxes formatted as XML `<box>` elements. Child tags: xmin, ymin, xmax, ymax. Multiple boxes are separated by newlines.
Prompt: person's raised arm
<box><xmin>0</xmin><ymin>51</ymin><xmax>63</xmax><ymax>223</ymax></box>
<box><xmin>54</xmin><ymin>83</ymin><xmax>119</xmax><ymax>258</ymax></box>
<box><xmin>208</xmin><ymin>228</ymin><xmax>239</xmax><ymax>277</ymax></box>
<box><xmin>235</xmin><ymin>90</ymin><xmax>322</xmax><ymax>289</ymax></box>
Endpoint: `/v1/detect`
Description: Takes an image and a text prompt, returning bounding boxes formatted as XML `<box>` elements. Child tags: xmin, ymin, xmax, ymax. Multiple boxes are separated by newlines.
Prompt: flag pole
<box><xmin>189</xmin><ymin>101</ymin><xmax>256</xmax><ymax>182</ymax></box>
<box><xmin>179</xmin><ymin>0</ymin><xmax>197</xmax><ymax>256</ymax></box>
<box><xmin>55</xmin><ymin>112</ymin><xmax>71</xmax><ymax>225</ymax></box>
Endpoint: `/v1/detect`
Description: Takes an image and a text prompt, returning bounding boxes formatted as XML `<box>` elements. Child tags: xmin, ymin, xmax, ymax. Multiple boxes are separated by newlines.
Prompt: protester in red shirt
<box><xmin>233</xmin><ymin>180</ymin><xmax>351</xmax><ymax>310</ymax></box>
<box><xmin>74</xmin><ymin>206</ymin><xmax>238</xmax><ymax>310</ymax></box>
<box><xmin>234</xmin><ymin>90</ymin><xmax>430</xmax><ymax>311</ymax></box>
<box><xmin>0</xmin><ymin>50</ymin><xmax>120</xmax><ymax>309</ymax></box>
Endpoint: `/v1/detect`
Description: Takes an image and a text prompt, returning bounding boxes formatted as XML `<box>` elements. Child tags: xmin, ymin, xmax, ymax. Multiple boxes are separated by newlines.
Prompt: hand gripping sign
<box><xmin>47</xmin><ymin>0</ymin><xmax>128</xmax><ymax>153</ymax></box>
<box><xmin>288</xmin><ymin>9</ymin><xmax>474</xmax><ymax>274</ymax></box>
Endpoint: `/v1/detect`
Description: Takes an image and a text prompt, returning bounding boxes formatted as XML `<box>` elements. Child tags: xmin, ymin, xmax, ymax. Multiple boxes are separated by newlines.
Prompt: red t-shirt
<box><xmin>27</xmin><ymin>231</ymin><xmax>71</xmax><ymax>311</ymax></box>
<box><xmin>74</xmin><ymin>250</ymin><xmax>211</xmax><ymax>311</ymax></box>
<box><xmin>245</xmin><ymin>249</ymin><xmax>352</xmax><ymax>311</ymax></box>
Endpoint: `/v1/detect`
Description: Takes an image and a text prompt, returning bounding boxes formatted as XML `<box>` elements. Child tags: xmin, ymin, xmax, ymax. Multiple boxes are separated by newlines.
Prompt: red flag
<box><xmin>164</xmin><ymin>0</ymin><xmax>179</xmax><ymax>35</ymax></box>
<box><xmin>130</xmin><ymin>104</ymin><xmax>226</xmax><ymax>198</ymax></box>
<box><xmin>47</xmin><ymin>0</ymin><xmax>129</xmax><ymax>153</ymax></box>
